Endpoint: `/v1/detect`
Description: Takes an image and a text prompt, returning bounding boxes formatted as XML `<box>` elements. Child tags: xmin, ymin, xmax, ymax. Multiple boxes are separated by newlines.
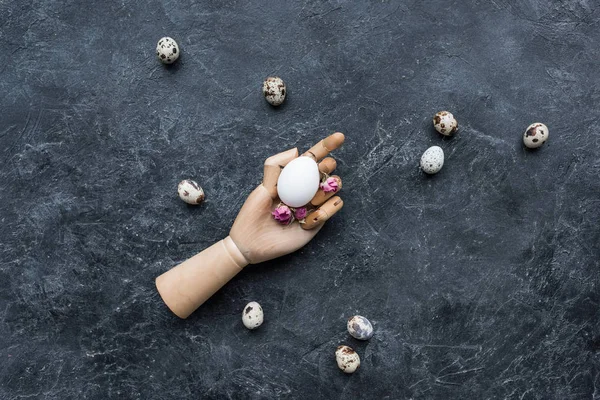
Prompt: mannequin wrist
<box><xmin>155</xmin><ymin>236</ymin><xmax>249</xmax><ymax>319</ymax></box>
<box><xmin>222</xmin><ymin>236</ymin><xmax>249</xmax><ymax>269</ymax></box>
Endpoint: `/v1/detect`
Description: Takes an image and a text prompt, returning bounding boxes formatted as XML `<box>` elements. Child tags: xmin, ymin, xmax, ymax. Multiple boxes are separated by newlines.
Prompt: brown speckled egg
<box><xmin>156</xmin><ymin>37</ymin><xmax>179</xmax><ymax>64</ymax></box>
<box><xmin>263</xmin><ymin>76</ymin><xmax>286</xmax><ymax>106</ymax></box>
<box><xmin>523</xmin><ymin>123</ymin><xmax>549</xmax><ymax>149</ymax></box>
<box><xmin>335</xmin><ymin>345</ymin><xmax>360</xmax><ymax>374</ymax></box>
<box><xmin>347</xmin><ymin>315</ymin><xmax>374</xmax><ymax>340</ymax></box>
<box><xmin>433</xmin><ymin>111</ymin><xmax>458</xmax><ymax>136</ymax></box>
<box><xmin>177</xmin><ymin>180</ymin><xmax>205</xmax><ymax>205</ymax></box>
<box><xmin>242</xmin><ymin>301</ymin><xmax>263</xmax><ymax>330</ymax></box>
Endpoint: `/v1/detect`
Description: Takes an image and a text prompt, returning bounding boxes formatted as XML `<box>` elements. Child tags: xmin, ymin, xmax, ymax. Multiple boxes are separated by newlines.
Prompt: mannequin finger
<box><xmin>302</xmin><ymin>132</ymin><xmax>345</xmax><ymax>161</ymax></box>
<box><xmin>310</xmin><ymin>175</ymin><xmax>342</xmax><ymax>206</ymax></box>
<box><xmin>301</xmin><ymin>196</ymin><xmax>343</xmax><ymax>230</ymax></box>
<box><xmin>318</xmin><ymin>157</ymin><xmax>337</xmax><ymax>175</ymax></box>
<box><xmin>262</xmin><ymin>147</ymin><xmax>299</xmax><ymax>198</ymax></box>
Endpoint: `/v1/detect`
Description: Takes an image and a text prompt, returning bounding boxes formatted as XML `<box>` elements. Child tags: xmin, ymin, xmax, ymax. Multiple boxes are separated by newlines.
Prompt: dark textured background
<box><xmin>1</xmin><ymin>0</ymin><xmax>599</xmax><ymax>399</ymax></box>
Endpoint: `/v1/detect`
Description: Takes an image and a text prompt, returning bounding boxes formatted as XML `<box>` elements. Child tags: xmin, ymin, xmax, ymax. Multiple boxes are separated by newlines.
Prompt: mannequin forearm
<box><xmin>155</xmin><ymin>236</ymin><xmax>249</xmax><ymax>319</ymax></box>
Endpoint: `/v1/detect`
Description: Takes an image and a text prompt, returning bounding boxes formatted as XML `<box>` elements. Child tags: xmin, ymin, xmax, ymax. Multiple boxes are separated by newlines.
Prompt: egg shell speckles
<box><xmin>420</xmin><ymin>146</ymin><xmax>445</xmax><ymax>174</ymax></box>
<box><xmin>335</xmin><ymin>345</ymin><xmax>360</xmax><ymax>374</ymax></box>
<box><xmin>242</xmin><ymin>301</ymin><xmax>264</xmax><ymax>330</ymax></box>
<box><xmin>433</xmin><ymin>111</ymin><xmax>458</xmax><ymax>136</ymax></box>
<box><xmin>263</xmin><ymin>76</ymin><xmax>286</xmax><ymax>106</ymax></box>
<box><xmin>177</xmin><ymin>180</ymin><xmax>205</xmax><ymax>205</ymax></box>
<box><xmin>523</xmin><ymin>123</ymin><xmax>549</xmax><ymax>149</ymax></box>
<box><xmin>347</xmin><ymin>315</ymin><xmax>374</xmax><ymax>340</ymax></box>
<box><xmin>156</xmin><ymin>37</ymin><xmax>179</xmax><ymax>64</ymax></box>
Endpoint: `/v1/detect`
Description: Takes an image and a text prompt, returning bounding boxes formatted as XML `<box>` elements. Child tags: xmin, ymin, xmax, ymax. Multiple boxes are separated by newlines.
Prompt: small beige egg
<box><xmin>157</xmin><ymin>37</ymin><xmax>179</xmax><ymax>64</ymax></box>
<box><xmin>523</xmin><ymin>123</ymin><xmax>549</xmax><ymax>148</ymax></box>
<box><xmin>335</xmin><ymin>345</ymin><xmax>360</xmax><ymax>374</ymax></box>
<box><xmin>263</xmin><ymin>76</ymin><xmax>286</xmax><ymax>106</ymax></box>
<box><xmin>242</xmin><ymin>301</ymin><xmax>263</xmax><ymax>330</ymax></box>
<box><xmin>177</xmin><ymin>180</ymin><xmax>205</xmax><ymax>205</ymax></box>
<box><xmin>433</xmin><ymin>111</ymin><xmax>458</xmax><ymax>136</ymax></box>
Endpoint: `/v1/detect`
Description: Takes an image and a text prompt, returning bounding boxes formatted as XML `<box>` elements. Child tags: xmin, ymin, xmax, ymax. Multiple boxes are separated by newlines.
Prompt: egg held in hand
<box><xmin>276</xmin><ymin>156</ymin><xmax>321</xmax><ymax>208</ymax></box>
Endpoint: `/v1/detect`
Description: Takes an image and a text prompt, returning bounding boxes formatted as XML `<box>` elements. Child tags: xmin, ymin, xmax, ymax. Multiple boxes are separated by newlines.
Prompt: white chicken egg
<box><xmin>277</xmin><ymin>156</ymin><xmax>320</xmax><ymax>208</ymax></box>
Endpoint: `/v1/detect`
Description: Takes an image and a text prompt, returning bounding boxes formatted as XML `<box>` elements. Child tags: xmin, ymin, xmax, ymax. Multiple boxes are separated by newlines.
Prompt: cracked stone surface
<box><xmin>1</xmin><ymin>1</ymin><xmax>599</xmax><ymax>399</ymax></box>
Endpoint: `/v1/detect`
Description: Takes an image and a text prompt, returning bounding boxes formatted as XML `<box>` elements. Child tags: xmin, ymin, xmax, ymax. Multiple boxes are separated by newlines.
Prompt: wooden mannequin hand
<box><xmin>230</xmin><ymin>132</ymin><xmax>345</xmax><ymax>264</ymax></box>
<box><xmin>155</xmin><ymin>133</ymin><xmax>345</xmax><ymax>318</ymax></box>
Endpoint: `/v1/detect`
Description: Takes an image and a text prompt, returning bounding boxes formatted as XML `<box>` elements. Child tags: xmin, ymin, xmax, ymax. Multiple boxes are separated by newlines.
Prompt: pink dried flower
<box><xmin>272</xmin><ymin>205</ymin><xmax>293</xmax><ymax>225</ymax></box>
<box><xmin>294</xmin><ymin>207</ymin><xmax>307</xmax><ymax>220</ymax></box>
<box><xmin>320</xmin><ymin>177</ymin><xmax>339</xmax><ymax>193</ymax></box>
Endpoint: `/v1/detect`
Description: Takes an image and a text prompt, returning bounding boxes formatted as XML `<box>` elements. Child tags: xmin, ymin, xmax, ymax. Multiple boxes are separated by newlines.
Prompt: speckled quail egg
<box><xmin>523</xmin><ymin>123</ymin><xmax>549</xmax><ymax>149</ymax></box>
<box><xmin>263</xmin><ymin>76</ymin><xmax>286</xmax><ymax>106</ymax></box>
<box><xmin>420</xmin><ymin>146</ymin><xmax>444</xmax><ymax>174</ymax></box>
<box><xmin>177</xmin><ymin>180</ymin><xmax>205</xmax><ymax>205</ymax></box>
<box><xmin>335</xmin><ymin>345</ymin><xmax>360</xmax><ymax>374</ymax></box>
<box><xmin>433</xmin><ymin>111</ymin><xmax>458</xmax><ymax>136</ymax></box>
<box><xmin>242</xmin><ymin>301</ymin><xmax>263</xmax><ymax>330</ymax></box>
<box><xmin>347</xmin><ymin>315</ymin><xmax>374</xmax><ymax>340</ymax></box>
<box><xmin>156</xmin><ymin>37</ymin><xmax>179</xmax><ymax>64</ymax></box>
